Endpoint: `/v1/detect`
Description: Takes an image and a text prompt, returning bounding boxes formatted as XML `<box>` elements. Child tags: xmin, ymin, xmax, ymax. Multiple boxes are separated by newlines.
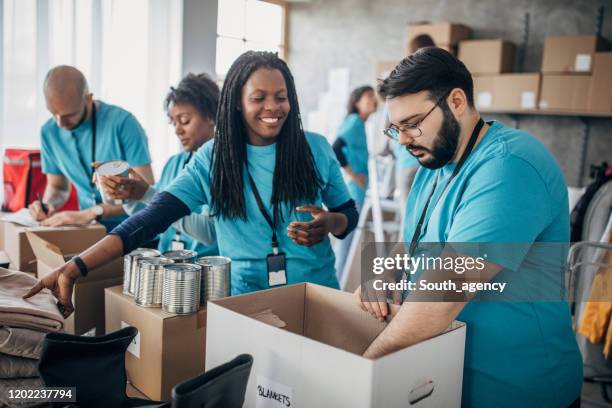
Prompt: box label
<box><xmin>256</xmin><ymin>375</ymin><xmax>293</xmax><ymax>408</ymax></box>
<box><xmin>121</xmin><ymin>321</ymin><xmax>140</xmax><ymax>358</ymax></box>
<box><xmin>476</xmin><ymin>92</ymin><xmax>492</xmax><ymax>108</ymax></box>
<box><xmin>539</xmin><ymin>100</ymin><xmax>549</xmax><ymax>109</ymax></box>
<box><xmin>575</xmin><ymin>54</ymin><xmax>592</xmax><ymax>72</ymax></box>
<box><xmin>521</xmin><ymin>92</ymin><xmax>536</xmax><ymax>109</ymax></box>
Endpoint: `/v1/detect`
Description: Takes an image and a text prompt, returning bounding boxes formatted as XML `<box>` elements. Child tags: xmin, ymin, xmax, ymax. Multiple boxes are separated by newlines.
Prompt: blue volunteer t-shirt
<box><xmin>403</xmin><ymin>121</ymin><xmax>582</xmax><ymax>407</ymax></box>
<box><xmin>337</xmin><ymin>113</ymin><xmax>369</xmax><ymax>205</ymax></box>
<box><xmin>166</xmin><ymin>132</ymin><xmax>351</xmax><ymax>295</ymax></box>
<box><xmin>41</xmin><ymin>101</ymin><xmax>151</xmax><ymax>230</ymax></box>
<box><xmin>156</xmin><ymin>151</ymin><xmax>217</xmax><ymax>256</ymax></box>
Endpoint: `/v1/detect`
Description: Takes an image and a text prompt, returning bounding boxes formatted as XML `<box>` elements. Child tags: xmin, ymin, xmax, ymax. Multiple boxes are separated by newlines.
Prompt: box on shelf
<box><xmin>473</xmin><ymin>76</ymin><xmax>495</xmax><ymax>110</ymax></box>
<box><xmin>539</xmin><ymin>74</ymin><xmax>591</xmax><ymax>111</ymax></box>
<box><xmin>407</xmin><ymin>21</ymin><xmax>471</xmax><ymax>54</ymax></box>
<box><xmin>541</xmin><ymin>35</ymin><xmax>612</xmax><ymax>74</ymax></box>
<box><xmin>27</xmin><ymin>231</ymin><xmax>122</xmax><ymax>335</ymax></box>
<box><xmin>206</xmin><ymin>283</ymin><xmax>466</xmax><ymax>408</ymax></box>
<box><xmin>587</xmin><ymin>52</ymin><xmax>612</xmax><ymax>113</ymax></box>
<box><xmin>492</xmin><ymin>73</ymin><xmax>541</xmax><ymax>110</ymax></box>
<box><xmin>3</xmin><ymin>222</ymin><xmax>106</xmax><ymax>273</ymax></box>
<box><xmin>105</xmin><ymin>286</ymin><xmax>207</xmax><ymax>401</ymax></box>
<box><xmin>458</xmin><ymin>39</ymin><xmax>516</xmax><ymax>75</ymax></box>
<box><xmin>375</xmin><ymin>61</ymin><xmax>399</xmax><ymax>81</ymax></box>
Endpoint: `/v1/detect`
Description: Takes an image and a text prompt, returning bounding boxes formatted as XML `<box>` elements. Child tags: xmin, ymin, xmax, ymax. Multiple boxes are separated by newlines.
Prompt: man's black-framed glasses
<box><xmin>384</xmin><ymin>90</ymin><xmax>451</xmax><ymax>141</ymax></box>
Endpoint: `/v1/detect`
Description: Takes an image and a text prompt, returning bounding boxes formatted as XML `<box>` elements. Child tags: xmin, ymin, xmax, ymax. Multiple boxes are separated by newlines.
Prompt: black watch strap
<box><xmin>71</xmin><ymin>256</ymin><xmax>89</xmax><ymax>278</ymax></box>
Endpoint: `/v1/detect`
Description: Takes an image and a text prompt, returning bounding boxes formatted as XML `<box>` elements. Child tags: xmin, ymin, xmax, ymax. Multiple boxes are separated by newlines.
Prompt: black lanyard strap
<box><xmin>408</xmin><ymin>118</ymin><xmax>485</xmax><ymax>256</ymax></box>
<box><xmin>90</xmin><ymin>102</ymin><xmax>97</xmax><ymax>189</ymax></box>
<box><xmin>246</xmin><ymin>169</ymin><xmax>279</xmax><ymax>252</ymax></box>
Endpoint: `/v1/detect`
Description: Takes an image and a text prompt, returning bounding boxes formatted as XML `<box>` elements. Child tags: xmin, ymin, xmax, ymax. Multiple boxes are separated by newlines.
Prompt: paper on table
<box><xmin>0</xmin><ymin>209</ymin><xmax>39</xmax><ymax>228</ymax></box>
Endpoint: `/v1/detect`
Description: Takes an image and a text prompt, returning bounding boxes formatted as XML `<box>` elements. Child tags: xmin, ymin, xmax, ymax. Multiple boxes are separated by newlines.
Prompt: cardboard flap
<box><xmin>26</xmin><ymin>231</ymin><xmax>66</xmax><ymax>268</ymax></box>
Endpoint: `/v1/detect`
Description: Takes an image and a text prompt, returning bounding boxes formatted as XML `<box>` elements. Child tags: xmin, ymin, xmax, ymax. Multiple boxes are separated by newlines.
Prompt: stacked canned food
<box><xmin>196</xmin><ymin>256</ymin><xmax>231</xmax><ymax>304</ymax></box>
<box><xmin>123</xmin><ymin>248</ymin><xmax>161</xmax><ymax>296</ymax></box>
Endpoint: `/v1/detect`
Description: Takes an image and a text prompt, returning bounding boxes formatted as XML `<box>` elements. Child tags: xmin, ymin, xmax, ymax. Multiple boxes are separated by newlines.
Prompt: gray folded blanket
<box><xmin>0</xmin><ymin>353</ymin><xmax>38</xmax><ymax>379</ymax></box>
<box><xmin>0</xmin><ymin>327</ymin><xmax>45</xmax><ymax>359</ymax></box>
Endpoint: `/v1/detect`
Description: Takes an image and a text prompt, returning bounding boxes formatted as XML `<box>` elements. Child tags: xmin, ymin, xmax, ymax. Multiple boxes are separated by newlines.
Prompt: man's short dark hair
<box><xmin>378</xmin><ymin>47</ymin><xmax>474</xmax><ymax>107</ymax></box>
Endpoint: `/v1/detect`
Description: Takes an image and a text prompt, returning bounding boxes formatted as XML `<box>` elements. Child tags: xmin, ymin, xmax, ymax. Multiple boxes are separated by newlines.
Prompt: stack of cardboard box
<box><xmin>540</xmin><ymin>35</ymin><xmax>612</xmax><ymax>112</ymax></box>
<box><xmin>458</xmin><ymin>39</ymin><xmax>542</xmax><ymax>111</ymax></box>
<box><xmin>406</xmin><ymin>21</ymin><xmax>471</xmax><ymax>56</ymax></box>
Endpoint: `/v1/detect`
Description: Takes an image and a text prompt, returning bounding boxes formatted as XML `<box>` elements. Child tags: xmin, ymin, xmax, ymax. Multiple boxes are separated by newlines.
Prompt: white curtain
<box><xmin>0</xmin><ymin>0</ymin><xmax>184</xmax><ymax>204</ymax></box>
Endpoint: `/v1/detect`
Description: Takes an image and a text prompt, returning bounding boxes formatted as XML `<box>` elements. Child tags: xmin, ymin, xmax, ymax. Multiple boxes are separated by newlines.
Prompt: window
<box><xmin>215</xmin><ymin>0</ymin><xmax>286</xmax><ymax>77</ymax></box>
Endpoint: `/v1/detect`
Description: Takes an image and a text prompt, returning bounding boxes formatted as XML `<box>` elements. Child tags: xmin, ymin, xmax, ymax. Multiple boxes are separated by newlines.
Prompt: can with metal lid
<box><xmin>162</xmin><ymin>249</ymin><xmax>198</xmax><ymax>264</ymax></box>
<box><xmin>123</xmin><ymin>248</ymin><xmax>161</xmax><ymax>296</ymax></box>
<box><xmin>162</xmin><ymin>263</ymin><xmax>202</xmax><ymax>315</ymax></box>
<box><xmin>134</xmin><ymin>257</ymin><xmax>174</xmax><ymax>307</ymax></box>
<box><xmin>196</xmin><ymin>256</ymin><xmax>231</xmax><ymax>303</ymax></box>
<box><xmin>95</xmin><ymin>160</ymin><xmax>130</xmax><ymax>205</ymax></box>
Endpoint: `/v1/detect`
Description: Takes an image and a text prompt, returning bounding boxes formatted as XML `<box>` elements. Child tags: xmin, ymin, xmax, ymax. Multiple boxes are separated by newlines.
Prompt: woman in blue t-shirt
<box><xmin>26</xmin><ymin>51</ymin><xmax>358</xmax><ymax>307</ymax></box>
<box><xmin>99</xmin><ymin>73</ymin><xmax>219</xmax><ymax>256</ymax></box>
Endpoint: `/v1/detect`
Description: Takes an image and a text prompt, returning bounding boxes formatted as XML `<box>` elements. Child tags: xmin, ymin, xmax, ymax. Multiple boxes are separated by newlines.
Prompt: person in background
<box><xmin>24</xmin><ymin>51</ymin><xmax>359</xmax><ymax>313</ymax></box>
<box><xmin>98</xmin><ymin>73</ymin><xmax>219</xmax><ymax>256</ymax></box>
<box><xmin>332</xmin><ymin>85</ymin><xmax>378</xmax><ymax>281</ymax></box>
<box><xmin>28</xmin><ymin>65</ymin><xmax>154</xmax><ymax>231</ymax></box>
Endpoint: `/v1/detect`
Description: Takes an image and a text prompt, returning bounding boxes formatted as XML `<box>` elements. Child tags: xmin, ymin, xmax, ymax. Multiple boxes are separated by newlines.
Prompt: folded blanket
<box><xmin>0</xmin><ymin>268</ymin><xmax>63</xmax><ymax>332</ymax></box>
<box><xmin>0</xmin><ymin>352</ymin><xmax>38</xmax><ymax>379</ymax></box>
<box><xmin>0</xmin><ymin>377</ymin><xmax>46</xmax><ymax>408</ymax></box>
<box><xmin>0</xmin><ymin>327</ymin><xmax>44</xmax><ymax>359</ymax></box>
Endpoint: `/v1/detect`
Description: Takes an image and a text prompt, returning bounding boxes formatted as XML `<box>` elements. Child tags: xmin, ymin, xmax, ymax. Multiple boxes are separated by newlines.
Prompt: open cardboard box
<box><xmin>26</xmin><ymin>231</ymin><xmax>122</xmax><ymax>335</ymax></box>
<box><xmin>207</xmin><ymin>283</ymin><xmax>466</xmax><ymax>408</ymax></box>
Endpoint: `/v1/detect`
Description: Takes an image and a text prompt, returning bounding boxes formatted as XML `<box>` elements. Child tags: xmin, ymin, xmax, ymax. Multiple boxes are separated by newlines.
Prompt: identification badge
<box><xmin>267</xmin><ymin>252</ymin><xmax>287</xmax><ymax>287</ymax></box>
<box><xmin>171</xmin><ymin>233</ymin><xmax>185</xmax><ymax>250</ymax></box>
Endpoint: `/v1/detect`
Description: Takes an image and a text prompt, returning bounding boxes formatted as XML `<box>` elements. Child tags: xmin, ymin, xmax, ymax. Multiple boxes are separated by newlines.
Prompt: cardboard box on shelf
<box><xmin>206</xmin><ymin>283</ymin><xmax>466</xmax><ymax>408</ymax></box>
<box><xmin>541</xmin><ymin>35</ymin><xmax>612</xmax><ymax>74</ymax></box>
<box><xmin>473</xmin><ymin>76</ymin><xmax>495</xmax><ymax>110</ymax></box>
<box><xmin>539</xmin><ymin>74</ymin><xmax>591</xmax><ymax>112</ymax></box>
<box><xmin>375</xmin><ymin>61</ymin><xmax>398</xmax><ymax>81</ymax></box>
<box><xmin>407</xmin><ymin>21</ymin><xmax>471</xmax><ymax>54</ymax></box>
<box><xmin>3</xmin><ymin>222</ymin><xmax>106</xmax><ymax>273</ymax></box>
<box><xmin>458</xmin><ymin>39</ymin><xmax>516</xmax><ymax>75</ymax></box>
<box><xmin>588</xmin><ymin>52</ymin><xmax>612</xmax><ymax>113</ymax></box>
<box><xmin>105</xmin><ymin>286</ymin><xmax>207</xmax><ymax>401</ymax></box>
<box><xmin>27</xmin><ymin>231</ymin><xmax>122</xmax><ymax>335</ymax></box>
<box><xmin>492</xmin><ymin>73</ymin><xmax>541</xmax><ymax>111</ymax></box>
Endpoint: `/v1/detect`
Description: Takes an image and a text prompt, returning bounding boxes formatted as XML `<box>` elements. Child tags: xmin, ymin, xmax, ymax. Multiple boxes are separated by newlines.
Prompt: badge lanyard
<box><xmin>72</xmin><ymin>103</ymin><xmax>97</xmax><ymax>206</ymax></box>
<box><xmin>246</xmin><ymin>167</ymin><xmax>287</xmax><ymax>287</ymax></box>
<box><xmin>407</xmin><ymin>118</ymin><xmax>485</xmax><ymax>258</ymax></box>
<box><xmin>171</xmin><ymin>152</ymin><xmax>194</xmax><ymax>250</ymax></box>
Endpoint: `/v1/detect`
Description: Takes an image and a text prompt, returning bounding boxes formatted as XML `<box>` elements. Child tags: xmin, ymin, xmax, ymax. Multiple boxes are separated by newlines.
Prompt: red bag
<box><xmin>2</xmin><ymin>148</ymin><xmax>79</xmax><ymax>213</ymax></box>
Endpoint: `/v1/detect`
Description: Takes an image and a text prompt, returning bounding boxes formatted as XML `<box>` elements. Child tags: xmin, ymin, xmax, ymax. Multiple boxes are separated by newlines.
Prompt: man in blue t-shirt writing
<box><xmin>28</xmin><ymin>66</ymin><xmax>154</xmax><ymax>231</ymax></box>
<box><xmin>355</xmin><ymin>48</ymin><xmax>582</xmax><ymax>407</ymax></box>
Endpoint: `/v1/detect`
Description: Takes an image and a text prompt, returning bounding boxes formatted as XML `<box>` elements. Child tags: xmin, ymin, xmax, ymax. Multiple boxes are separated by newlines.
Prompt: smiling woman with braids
<box><xmin>24</xmin><ymin>51</ymin><xmax>359</xmax><ymax>309</ymax></box>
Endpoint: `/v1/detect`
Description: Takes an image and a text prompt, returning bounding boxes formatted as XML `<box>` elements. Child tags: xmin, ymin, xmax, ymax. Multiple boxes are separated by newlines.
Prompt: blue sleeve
<box><xmin>117</xmin><ymin>114</ymin><xmax>151</xmax><ymax>167</ymax></box>
<box><xmin>447</xmin><ymin>156</ymin><xmax>554</xmax><ymax>270</ymax></box>
<box><xmin>319</xmin><ymin>138</ymin><xmax>352</xmax><ymax>209</ymax></box>
<box><xmin>164</xmin><ymin>143</ymin><xmax>211</xmax><ymax>211</ymax></box>
<box><xmin>110</xmin><ymin>191</ymin><xmax>190</xmax><ymax>254</ymax></box>
<box><xmin>329</xmin><ymin>199</ymin><xmax>358</xmax><ymax>239</ymax></box>
<box><xmin>40</xmin><ymin>126</ymin><xmax>62</xmax><ymax>175</ymax></box>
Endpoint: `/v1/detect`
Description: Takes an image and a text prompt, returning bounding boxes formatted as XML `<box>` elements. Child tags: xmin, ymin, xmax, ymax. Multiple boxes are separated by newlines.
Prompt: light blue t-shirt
<box><xmin>166</xmin><ymin>132</ymin><xmax>351</xmax><ymax>295</ymax></box>
<box><xmin>337</xmin><ymin>113</ymin><xmax>368</xmax><ymax>205</ymax></box>
<box><xmin>403</xmin><ymin>121</ymin><xmax>582</xmax><ymax>407</ymax></box>
<box><xmin>41</xmin><ymin>101</ymin><xmax>151</xmax><ymax>230</ymax></box>
<box><xmin>156</xmin><ymin>151</ymin><xmax>217</xmax><ymax>256</ymax></box>
<box><xmin>394</xmin><ymin>140</ymin><xmax>420</xmax><ymax>169</ymax></box>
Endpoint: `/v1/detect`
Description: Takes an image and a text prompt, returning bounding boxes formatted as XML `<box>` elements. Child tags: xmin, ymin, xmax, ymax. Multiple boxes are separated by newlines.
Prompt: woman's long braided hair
<box><xmin>210</xmin><ymin>51</ymin><xmax>321</xmax><ymax>221</ymax></box>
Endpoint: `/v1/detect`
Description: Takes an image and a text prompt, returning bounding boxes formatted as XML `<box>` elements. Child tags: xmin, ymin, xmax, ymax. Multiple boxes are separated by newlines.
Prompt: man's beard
<box><xmin>409</xmin><ymin>103</ymin><xmax>461</xmax><ymax>170</ymax></box>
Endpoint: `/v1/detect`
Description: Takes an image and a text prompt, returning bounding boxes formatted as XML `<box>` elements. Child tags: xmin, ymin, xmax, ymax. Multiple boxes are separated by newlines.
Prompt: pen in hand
<box><xmin>37</xmin><ymin>192</ymin><xmax>49</xmax><ymax>215</ymax></box>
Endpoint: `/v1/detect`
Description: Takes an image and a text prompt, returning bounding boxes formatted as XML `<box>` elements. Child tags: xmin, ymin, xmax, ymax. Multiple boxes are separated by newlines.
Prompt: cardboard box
<box><xmin>474</xmin><ymin>74</ymin><xmax>540</xmax><ymax>111</ymax></box>
<box><xmin>3</xmin><ymin>222</ymin><xmax>106</xmax><ymax>273</ymax></box>
<box><xmin>126</xmin><ymin>383</ymin><xmax>149</xmax><ymax>400</ymax></box>
<box><xmin>375</xmin><ymin>61</ymin><xmax>398</xmax><ymax>81</ymax></box>
<box><xmin>206</xmin><ymin>283</ymin><xmax>466</xmax><ymax>408</ymax></box>
<box><xmin>588</xmin><ymin>52</ymin><xmax>612</xmax><ymax>113</ymax></box>
<box><xmin>407</xmin><ymin>22</ymin><xmax>471</xmax><ymax>54</ymax></box>
<box><xmin>105</xmin><ymin>286</ymin><xmax>207</xmax><ymax>401</ymax></box>
<box><xmin>541</xmin><ymin>35</ymin><xmax>612</xmax><ymax>74</ymax></box>
<box><xmin>539</xmin><ymin>74</ymin><xmax>591</xmax><ymax>111</ymax></box>
<box><xmin>458</xmin><ymin>39</ymin><xmax>516</xmax><ymax>75</ymax></box>
<box><xmin>27</xmin><ymin>231</ymin><xmax>123</xmax><ymax>335</ymax></box>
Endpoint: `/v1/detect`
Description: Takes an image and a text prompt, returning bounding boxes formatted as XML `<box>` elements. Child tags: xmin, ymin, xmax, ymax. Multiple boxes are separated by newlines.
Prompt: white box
<box><xmin>206</xmin><ymin>283</ymin><xmax>466</xmax><ymax>408</ymax></box>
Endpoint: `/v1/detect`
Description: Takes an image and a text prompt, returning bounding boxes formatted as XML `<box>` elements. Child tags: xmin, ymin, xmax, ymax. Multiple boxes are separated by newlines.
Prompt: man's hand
<box><xmin>352</xmin><ymin>173</ymin><xmax>367</xmax><ymax>189</ymax></box>
<box><xmin>40</xmin><ymin>209</ymin><xmax>95</xmax><ymax>227</ymax></box>
<box><xmin>99</xmin><ymin>169</ymin><xmax>149</xmax><ymax>201</ymax></box>
<box><xmin>22</xmin><ymin>266</ymin><xmax>80</xmax><ymax>318</ymax></box>
<box><xmin>28</xmin><ymin>201</ymin><xmax>55</xmax><ymax>222</ymax></box>
<box><xmin>287</xmin><ymin>206</ymin><xmax>339</xmax><ymax>247</ymax></box>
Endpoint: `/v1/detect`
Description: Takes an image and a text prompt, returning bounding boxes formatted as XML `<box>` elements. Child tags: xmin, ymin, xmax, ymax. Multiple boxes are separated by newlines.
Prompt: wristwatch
<box><xmin>91</xmin><ymin>205</ymin><xmax>104</xmax><ymax>222</ymax></box>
